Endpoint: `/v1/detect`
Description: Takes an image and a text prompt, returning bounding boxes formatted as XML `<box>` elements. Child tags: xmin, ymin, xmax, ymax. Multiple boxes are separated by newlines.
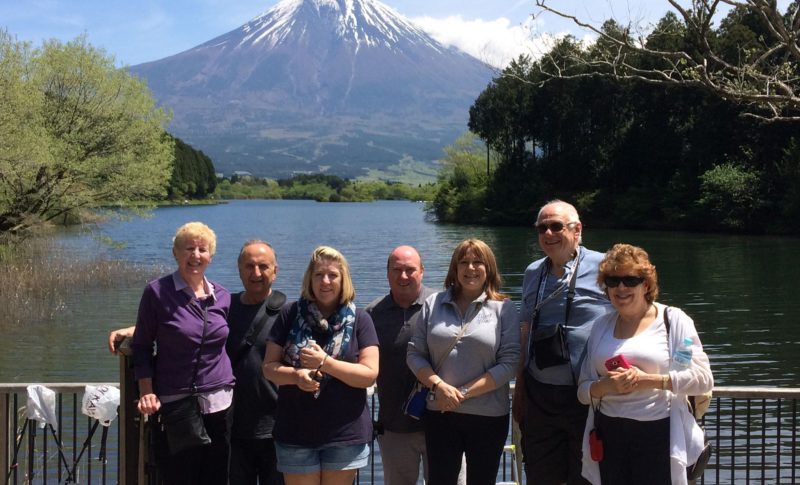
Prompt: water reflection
<box><xmin>2</xmin><ymin>200</ymin><xmax>798</xmax><ymax>388</ymax></box>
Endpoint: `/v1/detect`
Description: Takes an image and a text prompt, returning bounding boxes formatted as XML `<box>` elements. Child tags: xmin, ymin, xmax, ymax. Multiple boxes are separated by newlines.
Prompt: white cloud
<box><xmin>412</xmin><ymin>14</ymin><xmax>568</xmax><ymax>69</ymax></box>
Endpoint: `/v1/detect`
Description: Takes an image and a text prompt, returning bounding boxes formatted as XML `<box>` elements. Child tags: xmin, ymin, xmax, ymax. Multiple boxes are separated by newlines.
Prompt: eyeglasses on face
<box><xmin>535</xmin><ymin>221</ymin><xmax>576</xmax><ymax>234</ymax></box>
<box><xmin>603</xmin><ymin>276</ymin><xmax>645</xmax><ymax>288</ymax></box>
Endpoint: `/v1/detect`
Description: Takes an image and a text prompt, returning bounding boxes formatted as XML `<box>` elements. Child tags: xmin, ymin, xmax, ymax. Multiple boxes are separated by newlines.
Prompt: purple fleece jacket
<box><xmin>131</xmin><ymin>273</ymin><xmax>234</xmax><ymax>396</ymax></box>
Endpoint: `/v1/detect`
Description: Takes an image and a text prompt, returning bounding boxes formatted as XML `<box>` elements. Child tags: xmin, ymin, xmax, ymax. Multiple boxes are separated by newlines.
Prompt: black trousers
<box><xmin>596</xmin><ymin>412</ymin><xmax>671</xmax><ymax>485</ymax></box>
<box><xmin>520</xmin><ymin>373</ymin><xmax>590</xmax><ymax>485</ymax></box>
<box><xmin>424</xmin><ymin>411</ymin><xmax>508</xmax><ymax>485</ymax></box>
<box><xmin>155</xmin><ymin>407</ymin><xmax>232</xmax><ymax>485</ymax></box>
<box><xmin>229</xmin><ymin>437</ymin><xmax>284</xmax><ymax>485</ymax></box>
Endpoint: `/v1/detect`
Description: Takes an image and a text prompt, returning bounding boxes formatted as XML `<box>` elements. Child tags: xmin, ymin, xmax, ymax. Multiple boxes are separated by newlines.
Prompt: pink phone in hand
<box><xmin>605</xmin><ymin>354</ymin><xmax>632</xmax><ymax>371</ymax></box>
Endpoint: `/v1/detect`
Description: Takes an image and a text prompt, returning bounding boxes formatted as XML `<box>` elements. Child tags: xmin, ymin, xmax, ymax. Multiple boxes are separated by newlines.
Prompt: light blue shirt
<box><xmin>521</xmin><ymin>247</ymin><xmax>611</xmax><ymax>385</ymax></box>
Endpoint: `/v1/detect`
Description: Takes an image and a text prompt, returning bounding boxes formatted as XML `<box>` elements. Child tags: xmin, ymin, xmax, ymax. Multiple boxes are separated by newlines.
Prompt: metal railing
<box><xmin>2</xmin><ymin>383</ymin><xmax>798</xmax><ymax>484</ymax></box>
<box><xmin>697</xmin><ymin>386</ymin><xmax>800</xmax><ymax>485</ymax></box>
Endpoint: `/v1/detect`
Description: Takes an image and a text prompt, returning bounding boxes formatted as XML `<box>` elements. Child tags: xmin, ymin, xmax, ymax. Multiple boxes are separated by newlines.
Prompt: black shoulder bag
<box><xmin>158</xmin><ymin>304</ymin><xmax>212</xmax><ymax>455</ymax></box>
<box><xmin>531</xmin><ymin>251</ymin><xmax>581</xmax><ymax>376</ymax></box>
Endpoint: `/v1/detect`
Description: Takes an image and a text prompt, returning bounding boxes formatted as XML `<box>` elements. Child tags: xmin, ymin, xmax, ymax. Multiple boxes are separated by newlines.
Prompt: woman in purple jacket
<box><xmin>131</xmin><ymin>222</ymin><xmax>234</xmax><ymax>485</ymax></box>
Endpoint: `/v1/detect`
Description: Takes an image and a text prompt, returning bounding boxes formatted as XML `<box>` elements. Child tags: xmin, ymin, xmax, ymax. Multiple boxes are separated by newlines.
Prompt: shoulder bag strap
<box><xmin>434</xmin><ymin>316</ymin><xmax>471</xmax><ymax>374</ymax></box>
<box><xmin>230</xmin><ymin>291</ymin><xmax>288</xmax><ymax>368</ymax></box>
<box><xmin>563</xmin><ymin>247</ymin><xmax>581</xmax><ymax>326</ymax></box>
<box><xmin>190</xmin><ymin>304</ymin><xmax>209</xmax><ymax>394</ymax></box>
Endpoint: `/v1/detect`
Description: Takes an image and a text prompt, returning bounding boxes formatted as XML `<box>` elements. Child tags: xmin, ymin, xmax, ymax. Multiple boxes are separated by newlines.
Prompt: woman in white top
<box><xmin>577</xmin><ymin>244</ymin><xmax>713</xmax><ymax>485</ymax></box>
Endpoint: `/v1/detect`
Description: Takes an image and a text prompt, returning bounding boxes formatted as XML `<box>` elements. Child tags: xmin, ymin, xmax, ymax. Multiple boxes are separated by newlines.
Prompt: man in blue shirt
<box><xmin>513</xmin><ymin>200</ymin><xmax>611</xmax><ymax>485</ymax></box>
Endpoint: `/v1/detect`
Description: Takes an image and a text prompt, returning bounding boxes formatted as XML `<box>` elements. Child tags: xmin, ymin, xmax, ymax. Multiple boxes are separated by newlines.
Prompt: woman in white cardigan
<box><xmin>577</xmin><ymin>244</ymin><xmax>713</xmax><ymax>485</ymax></box>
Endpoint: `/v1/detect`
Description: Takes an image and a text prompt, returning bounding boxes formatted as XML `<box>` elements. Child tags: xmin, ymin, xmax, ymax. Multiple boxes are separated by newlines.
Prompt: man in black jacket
<box><xmin>225</xmin><ymin>240</ymin><xmax>285</xmax><ymax>485</ymax></box>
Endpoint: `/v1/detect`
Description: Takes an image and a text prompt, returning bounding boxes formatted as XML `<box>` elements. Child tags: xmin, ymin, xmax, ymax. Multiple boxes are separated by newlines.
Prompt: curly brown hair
<box><xmin>597</xmin><ymin>243</ymin><xmax>659</xmax><ymax>303</ymax></box>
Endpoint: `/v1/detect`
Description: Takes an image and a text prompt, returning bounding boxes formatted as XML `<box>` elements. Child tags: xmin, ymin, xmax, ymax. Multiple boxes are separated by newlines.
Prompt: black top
<box><xmin>226</xmin><ymin>290</ymin><xmax>286</xmax><ymax>439</ymax></box>
<box><xmin>365</xmin><ymin>286</ymin><xmax>435</xmax><ymax>433</ymax></box>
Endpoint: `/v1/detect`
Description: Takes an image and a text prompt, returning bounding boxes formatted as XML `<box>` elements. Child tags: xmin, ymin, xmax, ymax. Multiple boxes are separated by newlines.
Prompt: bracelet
<box><xmin>317</xmin><ymin>354</ymin><xmax>328</xmax><ymax>372</ymax></box>
<box><xmin>661</xmin><ymin>374</ymin><xmax>668</xmax><ymax>390</ymax></box>
<box><xmin>431</xmin><ymin>380</ymin><xmax>442</xmax><ymax>393</ymax></box>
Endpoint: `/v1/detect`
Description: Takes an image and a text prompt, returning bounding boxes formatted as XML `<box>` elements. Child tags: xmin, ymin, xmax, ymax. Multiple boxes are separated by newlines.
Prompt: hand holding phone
<box><xmin>605</xmin><ymin>354</ymin><xmax>632</xmax><ymax>371</ymax></box>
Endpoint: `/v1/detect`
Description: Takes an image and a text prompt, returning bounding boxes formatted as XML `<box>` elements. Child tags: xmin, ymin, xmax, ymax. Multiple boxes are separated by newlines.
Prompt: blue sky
<box><xmin>0</xmin><ymin>1</ymin><xmax>772</xmax><ymax>69</ymax></box>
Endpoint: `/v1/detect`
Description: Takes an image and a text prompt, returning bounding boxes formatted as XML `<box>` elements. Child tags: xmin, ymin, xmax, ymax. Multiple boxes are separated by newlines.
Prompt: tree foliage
<box><xmin>429</xmin><ymin>133</ymin><xmax>493</xmax><ymax>223</ymax></box>
<box><xmin>0</xmin><ymin>32</ymin><xmax>172</xmax><ymax>239</ymax></box>
<box><xmin>459</xmin><ymin>7</ymin><xmax>800</xmax><ymax>233</ymax></box>
<box><xmin>168</xmin><ymin>135</ymin><xmax>217</xmax><ymax>199</ymax></box>
<box><xmin>215</xmin><ymin>173</ymin><xmax>435</xmax><ymax>202</ymax></box>
<box><xmin>535</xmin><ymin>0</ymin><xmax>800</xmax><ymax>122</ymax></box>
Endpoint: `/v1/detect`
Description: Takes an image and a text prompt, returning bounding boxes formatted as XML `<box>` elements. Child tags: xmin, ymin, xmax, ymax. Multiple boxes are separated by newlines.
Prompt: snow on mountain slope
<box><xmin>130</xmin><ymin>0</ymin><xmax>493</xmax><ymax>177</ymax></box>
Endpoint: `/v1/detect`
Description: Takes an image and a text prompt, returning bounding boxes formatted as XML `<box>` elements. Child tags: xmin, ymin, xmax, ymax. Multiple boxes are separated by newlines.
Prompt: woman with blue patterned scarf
<box><xmin>263</xmin><ymin>246</ymin><xmax>379</xmax><ymax>485</ymax></box>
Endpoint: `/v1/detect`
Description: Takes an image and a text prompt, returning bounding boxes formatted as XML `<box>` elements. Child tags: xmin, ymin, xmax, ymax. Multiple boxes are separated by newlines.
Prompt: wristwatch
<box><xmin>459</xmin><ymin>386</ymin><xmax>470</xmax><ymax>398</ymax></box>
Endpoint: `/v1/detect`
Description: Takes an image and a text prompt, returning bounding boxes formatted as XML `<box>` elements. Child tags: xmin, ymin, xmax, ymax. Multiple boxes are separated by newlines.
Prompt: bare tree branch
<box><xmin>533</xmin><ymin>0</ymin><xmax>800</xmax><ymax>122</ymax></box>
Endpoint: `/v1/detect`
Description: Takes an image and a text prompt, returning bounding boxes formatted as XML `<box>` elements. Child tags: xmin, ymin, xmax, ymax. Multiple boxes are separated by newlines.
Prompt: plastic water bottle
<box><xmin>673</xmin><ymin>337</ymin><xmax>693</xmax><ymax>368</ymax></box>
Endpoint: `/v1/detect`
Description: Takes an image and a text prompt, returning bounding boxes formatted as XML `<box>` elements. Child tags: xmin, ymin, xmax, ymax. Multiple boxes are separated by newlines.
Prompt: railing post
<box><xmin>118</xmin><ymin>337</ymin><xmax>140</xmax><ymax>485</ymax></box>
<box><xmin>0</xmin><ymin>391</ymin><xmax>8</xmax><ymax>484</ymax></box>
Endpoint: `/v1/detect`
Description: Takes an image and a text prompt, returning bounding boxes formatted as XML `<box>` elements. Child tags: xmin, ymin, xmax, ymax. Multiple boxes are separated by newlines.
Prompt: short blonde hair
<box><xmin>301</xmin><ymin>246</ymin><xmax>355</xmax><ymax>305</ymax></box>
<box><xmin>173</xmin><ymin>222</ymin><xmax>217</xmax><ymax>256</ymax></box>
<box><xmin>444</xmin><ymin>239</ymin><xmax>506</xmax><ymax>301</ymax></box>
<box><xmin>597</xmin><ymin>243</ymin><xmax>659</xmax><ymax>303</ymax></box>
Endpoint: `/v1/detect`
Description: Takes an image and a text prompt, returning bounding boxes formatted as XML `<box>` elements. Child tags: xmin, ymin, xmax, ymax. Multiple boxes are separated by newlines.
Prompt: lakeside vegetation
<box><xmin>0</xmin><ymin>239</ymin><xmax>164</xmax><ymax>326</ymax></box>
<box><xmin>215</xmin><ymin>173</ymin><xmax>436</xmax><ymax>202</ymax></box>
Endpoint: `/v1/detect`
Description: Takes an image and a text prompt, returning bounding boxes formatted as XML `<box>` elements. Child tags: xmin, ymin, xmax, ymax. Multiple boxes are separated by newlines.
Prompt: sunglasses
<box><xmin>604</xmin><ymin>276</ymin><xmax>645</xmax><ymax>288</ymax></box>
<box><xmin>535</xmin><ymin>221</ymin><xmax>575</xmax><ymax>234</ymax></box>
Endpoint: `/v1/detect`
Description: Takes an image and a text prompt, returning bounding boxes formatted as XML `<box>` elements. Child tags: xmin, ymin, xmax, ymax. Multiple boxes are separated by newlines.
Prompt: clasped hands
<box><xmin>606</xmin><ymin>366</ymin><xmax>642</xmax><ymax>394</ymax></box>
<box><xmin>296</xmin><ymin>343</ymin><xmax>327</xmax><ymax>393</ymax></box>
<box><xmin>433</xmin><ymin>381</ymin><xmax>466</xmax><ymax>412</ymax></box>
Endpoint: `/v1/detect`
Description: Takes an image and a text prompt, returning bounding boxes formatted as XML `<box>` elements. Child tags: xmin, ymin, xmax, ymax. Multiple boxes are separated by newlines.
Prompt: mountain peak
<box><xmin>220</xmin><ymin>0</ymin><xmax>440</xmax><ymax>53</ymax></box>
<box><xmin>130</xmin><ymin>0</ymin><xmax>492</xmax><ymax>178</ymax></box>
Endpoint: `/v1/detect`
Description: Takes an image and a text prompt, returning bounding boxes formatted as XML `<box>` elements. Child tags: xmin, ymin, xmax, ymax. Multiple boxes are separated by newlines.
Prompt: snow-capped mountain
<box><xmin>130</xmin><ymin>0</ymin><xmax>493</xmax><ymax>178</ymax></box>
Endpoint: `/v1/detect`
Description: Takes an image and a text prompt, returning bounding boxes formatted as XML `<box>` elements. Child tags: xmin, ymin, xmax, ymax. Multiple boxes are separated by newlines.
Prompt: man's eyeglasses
<box><xmin>603</xmin><ymin>276</ymin><xmax>645</xmax><ymax>288</ymax></box>
<box><xmin>535</xmin><ymin>221</ymin><xmax>576</xmax><ymax>234</ymax></box>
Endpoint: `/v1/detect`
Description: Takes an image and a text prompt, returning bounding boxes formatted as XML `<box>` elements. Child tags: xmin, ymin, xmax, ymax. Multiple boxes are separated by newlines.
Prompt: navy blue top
<box><xmin>268</xmin><ymin>302</ymin><xmax>379</xmax><ymax>448</ymax></box>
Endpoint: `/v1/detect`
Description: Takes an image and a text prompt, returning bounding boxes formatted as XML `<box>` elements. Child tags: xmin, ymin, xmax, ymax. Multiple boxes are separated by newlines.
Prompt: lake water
<box><xmin>2</xmin><ymin>199</ymin><xmax>799</xmax><ymax>387</ymax></box>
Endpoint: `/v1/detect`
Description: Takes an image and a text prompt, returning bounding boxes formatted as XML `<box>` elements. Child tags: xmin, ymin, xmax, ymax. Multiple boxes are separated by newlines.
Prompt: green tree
<box><xmin>697</xmin><ymin>162</ymin><xmax>763</xmax><ymax>230</ymax></box>
<box><xmin>430</xmin><ymin>133</ymin><xmax>490</xmax><ymax>223</ymax></box>
<box><xmin>168</xmin><ymin>135</ymin><xmax>217</xmax><ymax>199</ymax></box>
<box><xmin>0</xmin><ymin>32</ymin><xmax>172</xmax><ymax>239</ymax></box>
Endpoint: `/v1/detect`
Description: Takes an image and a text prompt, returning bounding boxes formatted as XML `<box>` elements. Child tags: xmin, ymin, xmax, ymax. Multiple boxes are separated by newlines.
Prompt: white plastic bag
<box><xmin>26</xmin><ymin>384</ymin><xmax>58</xmax><ymax>430</ymax></box>
<box><xmin>81</xmin><ymin>385</ymin><xmax>121</xmax><ymax>426</ymax></box>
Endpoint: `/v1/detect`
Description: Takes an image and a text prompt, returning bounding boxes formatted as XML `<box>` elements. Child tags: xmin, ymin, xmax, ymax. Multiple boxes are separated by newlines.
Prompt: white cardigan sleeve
<box><xmin>664</xmin><ymin>305</ymin><xmax>714</xmax><ymax>396</ymax></box>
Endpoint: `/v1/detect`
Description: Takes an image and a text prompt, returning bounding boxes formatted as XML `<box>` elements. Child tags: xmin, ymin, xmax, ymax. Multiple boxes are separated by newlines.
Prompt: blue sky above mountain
<box><xmin>1</xmin><ymin>0</ymin><xmax>715</xmax><ymax>69</ymax></box>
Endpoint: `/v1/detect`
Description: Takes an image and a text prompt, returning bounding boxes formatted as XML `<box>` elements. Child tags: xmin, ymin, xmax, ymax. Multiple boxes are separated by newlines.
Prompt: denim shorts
<box><xmin>274</xmin><ymin>442</ymin><xmax>370</xmax><ymax>474</ymax></box>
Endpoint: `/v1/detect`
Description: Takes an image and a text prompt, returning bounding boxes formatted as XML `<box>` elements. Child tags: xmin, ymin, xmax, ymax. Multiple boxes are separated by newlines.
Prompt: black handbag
<box><xmin>158</xmin><ymin>305</ymin><xmax>211</xmax><ymax>455</ymax></box>
<box><xmin>159</xmin><ymin>395</ymin><xmax>211</xmax><ymax>454</ymax></box>
<box><xmin>530</xmin><ymin>251</ymin><xmax>580</xmax><ymax>371</ymax></box>
<box><xmin>532</xmin><ymin>323</ymin><xmax>570</xmax><ymax>369</ymax></box>
<box><xmin>687</xmin><ymin>441</ymin><xmax>712</xmax><ymax>480</ymax></box>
